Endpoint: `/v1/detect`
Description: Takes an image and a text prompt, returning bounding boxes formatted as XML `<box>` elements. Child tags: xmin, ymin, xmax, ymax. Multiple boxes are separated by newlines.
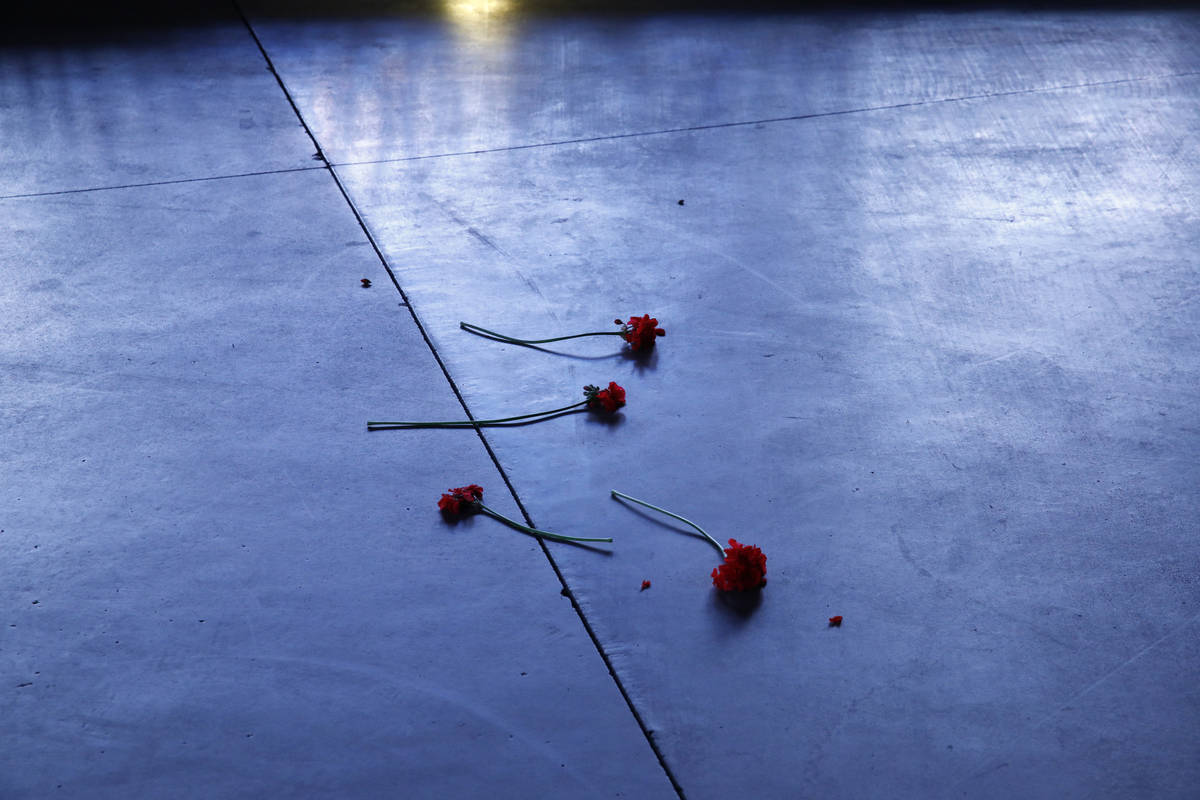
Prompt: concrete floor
<box><xmin>3</xmin><ymin>3</ymin><xmax>1198</xmax><ymax>798</ymax></box>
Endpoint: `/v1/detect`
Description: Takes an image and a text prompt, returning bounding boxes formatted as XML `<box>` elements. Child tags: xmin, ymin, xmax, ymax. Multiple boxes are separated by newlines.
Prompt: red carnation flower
<box><xmin>641</xmin><ymin>580</ymin><xmax>652</xmax><ymax>591</ymax></box>
<box><xmin>584</xmin><ymin>381</ymin><xmax>626</xmax><ymax>413</ymax></box>
<box><xmin>828</xmin><ymin>616</ymin><xmax>843</xmax><ymax>627</ymax></box>
<box><xmin>438</xmin><ymin>484</ymin><xmax>484</xmax><ymax>518</ymax></box>
<box><xmin>611</xmin><ymin>491</ymin><xmax>768</xmax><ymax>599</ymax></box>
<box><xmin>617</xmin><ymin>314</ymin><xmax>666</xmax><ymax>351</ymax></box>
<box><xmin>710</xmin><ymin>539</ymin><xmax>768</xmax><ymax>593</ymax></box>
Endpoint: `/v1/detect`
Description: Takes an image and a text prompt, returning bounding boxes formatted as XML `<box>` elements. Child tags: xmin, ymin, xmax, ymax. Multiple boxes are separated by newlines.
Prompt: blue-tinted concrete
<box><xmin>333</xmin><ymin>75</ymin><xmax>1200</xmax><ymax>797</ymax></box>
<box><xmin>0</xmin><ymin>9</ymin><xmax>316</xmax><ymax>197</ymax></box>
<box><xmin>246</xmin><ymin>6</ymin><xmax>1200</xmax><ymax>164</ymax></box>
<box><xmin>0</xmin><ymin>170</ymin><xmax>675</xmax><ymax>799</ymax></box>
<box><xmin>3</xmin><ymin>3</ymin><xmax>1199</xmax><ymax>799</ymax></box>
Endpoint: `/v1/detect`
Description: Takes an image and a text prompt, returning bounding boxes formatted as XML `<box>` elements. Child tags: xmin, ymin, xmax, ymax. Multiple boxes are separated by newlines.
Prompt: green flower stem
<box><xmin>610</xmin><ymin>489</ymin><xmax>725</xmax><ymax>556</ymax></box>
<box><xmin>478</xmin><ymin>504</ymin><xmax>613</xmax><ymax>544</ymax></box>
<box><xmin>460</xmin><ymin>321</ymin><xmax>623</xmax><ymax>345</ymax></box>
<box><xmin>368</xmin><ymin>400</ymin><xmax>587</xmax><ymax>430</ymax></box>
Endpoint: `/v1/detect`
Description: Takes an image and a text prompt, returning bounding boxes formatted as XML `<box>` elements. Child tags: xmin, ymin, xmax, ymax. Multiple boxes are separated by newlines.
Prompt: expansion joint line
<box><xmin>0</xmin><ymin>166</ymin><xmax>326</xmax><ymax>201</ymax></box>
<box><xmin>232</xmin><ymin>4</ymin><xmax>687</xmax><ymax>797</ymax></box>
<box><xmin>332</xmin><ymin>69</ymin><xmax>1200</xmax><ymax>169</ymax></box>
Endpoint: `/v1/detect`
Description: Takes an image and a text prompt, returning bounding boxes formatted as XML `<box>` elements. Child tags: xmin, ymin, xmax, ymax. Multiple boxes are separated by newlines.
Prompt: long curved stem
<box><xmin>478</xmin><ymin>505</ymin><xmax>613</xmax><ymax>544</ymax></box>
<box><xmin>610</xmin><ymin>490</ymin><xmax>725</xmax><ymax>555</ymax></box>
<box><xmin>368</xmin><ymin>400</ymin><xmax>587</xmax><ymax>429</ymax></box>
<box><xmin>461</xmin><ymin>321</ymin><xmax>622</xmax><ymax>345</ymax></box>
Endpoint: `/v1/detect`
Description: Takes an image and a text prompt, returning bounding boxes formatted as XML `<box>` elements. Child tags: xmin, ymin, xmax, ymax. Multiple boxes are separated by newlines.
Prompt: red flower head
<box><xmin>438</xmin><ymin>484</ymin><xmax>484</xmax><ymax>518</ymax></box>
<box><xmin>584</xmin><ymin>381</ymin><xmax>626</xmax><ymax>413</ymax></box>
<box><xmin>616</xmin><ymin>314</ymin><xmax>665</xmax><ymax>351</ymax></box>
<box><xmin>711</xmin><ymin>539</ymin><xmax>768</xmax><ymax>592</ymax></box>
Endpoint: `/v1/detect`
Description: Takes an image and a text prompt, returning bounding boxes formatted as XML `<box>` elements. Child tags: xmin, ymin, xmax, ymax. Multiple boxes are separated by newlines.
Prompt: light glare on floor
<box><xmin>445</xmin><ymin>0</ymin><xmax>513</xmax><ymax>21</ymax></box>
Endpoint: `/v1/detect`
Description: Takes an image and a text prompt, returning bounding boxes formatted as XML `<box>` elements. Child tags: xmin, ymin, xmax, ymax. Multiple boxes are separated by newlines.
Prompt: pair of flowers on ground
<box><xmin>371</xmin><ymin>314</ymin><xmax>767</xmax><ymax>594</ymax></box>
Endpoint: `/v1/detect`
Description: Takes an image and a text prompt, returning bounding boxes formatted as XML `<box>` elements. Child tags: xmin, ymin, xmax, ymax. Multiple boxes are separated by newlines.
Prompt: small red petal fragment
<box><xmin>640</xmin><ymin>580</ymin><xmax>651</xmax><ymax>591</ymax></box>
<box><xmin>828</xmin><ymin>616</ymin><xmax>843</xmax><ymax>627</ymax></box>
<box><xmin>360</xmin><ymin>278</ymin><xmax>372</xmax><ymax>287</ymax></box>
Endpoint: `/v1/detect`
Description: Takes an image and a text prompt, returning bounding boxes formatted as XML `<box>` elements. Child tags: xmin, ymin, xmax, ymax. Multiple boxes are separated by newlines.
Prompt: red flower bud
<box><xmin>711</xmin><ymin>538</ymin><xmax>767</xmax><ymax>592</ymax></box>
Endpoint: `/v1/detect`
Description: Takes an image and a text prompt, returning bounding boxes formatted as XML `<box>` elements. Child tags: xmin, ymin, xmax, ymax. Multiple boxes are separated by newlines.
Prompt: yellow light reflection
<box><xmin>443</xmin><ymin>0</ymin><xmax>516</xmax><ymax>50</ymax></box>
<box><xmin>445</xmin><ymin>0</ymin><xmax>513</xmax><ymax>16</ymax></box>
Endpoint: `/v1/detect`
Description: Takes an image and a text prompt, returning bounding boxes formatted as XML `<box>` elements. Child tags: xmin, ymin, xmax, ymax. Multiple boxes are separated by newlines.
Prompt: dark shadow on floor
<box><xmin>10</xmin><ymin>0</ymin><xmax>1197</xmax><ymax>47</ymax></box>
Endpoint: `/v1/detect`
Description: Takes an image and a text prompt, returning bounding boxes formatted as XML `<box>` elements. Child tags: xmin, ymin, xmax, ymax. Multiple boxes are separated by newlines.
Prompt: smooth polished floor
<box><xmin>2</xmin><ymin>3</ymin><xmax>1198</xmax><ymax>798</ymax></box>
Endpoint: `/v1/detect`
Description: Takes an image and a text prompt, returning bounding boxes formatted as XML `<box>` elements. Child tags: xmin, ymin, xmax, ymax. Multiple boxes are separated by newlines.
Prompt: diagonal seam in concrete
<box><xmin>231</xmin><ymin>1</ymin><xmax>689</xmax><ymax>797</ymax></box>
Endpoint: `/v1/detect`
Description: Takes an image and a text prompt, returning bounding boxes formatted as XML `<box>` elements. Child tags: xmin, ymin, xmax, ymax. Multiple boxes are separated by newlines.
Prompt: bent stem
<box><xmin>610</xmin><ymin>489</ymin><xmax>725</xmax><ymax>556</ymax></box>
<box><xmin>368</xmin><ymin>400</ymin><xmax>587</xmax><ymax>429</ymax></box>
<box><xmin>478</xmin><ymin>504</ymin><xmax>613</xmax><ymax>544</ymax></box>
<box><xmin>461</xmin><ymin>321</ymin><xmax>622</xmax><ymax>346</ymax></box>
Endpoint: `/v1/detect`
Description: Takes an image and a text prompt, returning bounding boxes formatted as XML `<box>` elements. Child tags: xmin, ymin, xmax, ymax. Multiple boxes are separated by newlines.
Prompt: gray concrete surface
<box><xmin>3</xmin><ymin>3</ymin><xmax>1198</xmax><ymax>798</ymax></box>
